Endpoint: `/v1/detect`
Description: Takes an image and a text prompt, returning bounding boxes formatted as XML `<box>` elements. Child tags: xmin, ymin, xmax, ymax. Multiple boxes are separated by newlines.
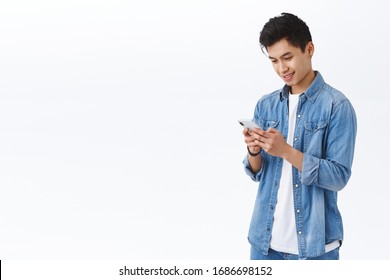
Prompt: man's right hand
<box><xmin>243</xmin><ymin>127</ymin><xmax>263</xmax><ymax>155</ymax></box>
<box><xmin>242</xmin><ymin>127</ymin><xmax>264</xmax><ymax>173</ymax></box>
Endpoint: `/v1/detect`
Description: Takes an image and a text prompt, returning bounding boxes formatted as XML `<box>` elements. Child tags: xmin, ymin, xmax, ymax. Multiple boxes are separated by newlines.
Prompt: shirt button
<box><xmin>298</xmin><ymin>231</ymin><xmax>302</xmax><ymax>235</ymax></box>
<box><xmin>294</xmin><ymin>137</ymin><xmax>298</xmax><ymax>141</ymax></box>
<box><xmin>295</xmin><ymin>184</ymin><xmax>299</xmax><ymax>188</ymax></box>
<box><xmin>296</xmin><ymin>209</ymin><xmax>300</xmax><ymax>213</ymax></box>
<box><xmin>298</xmin><ymin>114</ymin><xmax>301</xmax><ymax>118</ymax></box>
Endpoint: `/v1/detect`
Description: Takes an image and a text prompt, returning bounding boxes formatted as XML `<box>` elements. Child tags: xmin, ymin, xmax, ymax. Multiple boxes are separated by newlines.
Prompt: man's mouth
<box><xmin>283</xmin><ymin>73</ymin><xmax>294</xmax><ymax>81</ymax></box>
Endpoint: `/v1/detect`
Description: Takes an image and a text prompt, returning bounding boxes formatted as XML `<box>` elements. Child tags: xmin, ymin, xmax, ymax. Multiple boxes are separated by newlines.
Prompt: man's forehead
<box><xmin>267</xmin><ymin>40</ymin><xmax>301</xmax><ymax>57</ymax></box>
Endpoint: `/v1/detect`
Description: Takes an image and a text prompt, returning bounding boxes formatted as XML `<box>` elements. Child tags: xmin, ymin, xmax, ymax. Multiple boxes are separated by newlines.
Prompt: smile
<box><xmin>283</xmin><ymin>73</ymin><xmax>294</xmax><ymax>81</ymax></box>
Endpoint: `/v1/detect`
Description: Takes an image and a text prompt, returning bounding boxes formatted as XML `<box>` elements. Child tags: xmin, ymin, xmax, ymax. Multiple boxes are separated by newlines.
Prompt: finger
<box><xmin>247</xmin><ymin>130</ymin><xmax>265</xmax><ymax>142</ymax></box>
<box><xmin>255</xmin><ymin>129</ymin><xmax>271</xmax><ymax>139</ymax></box>
<box><xmin>246</xmin><ymin>133</ymin><xmax>265</xmax><ymax>145</ymax></box>
<box><xmin>254</xmin><ymin>140</ymin><xmax>267</xmax><ymax>150</ymax></box>
<box><xmin>247</xmin><ymin>142</ymin><xmax>261</xmax><ymax>148</ymax></box>
<box><xmin>253</xmin><ymin>131</ymin><xmax>269</xmax><ymax>143</ymax></box>
<box><xmin>244</xmin><ymin>134</ymin><xmax>257</xmax><ymax>144</ymax></box>
<box><xmin>267</xmin><ymin>127</ymin><xmax>279</xmax><ymax>134</ymax></box>
<box><xmin>251</xmin><ymin>127</ymin><xmax>265</xmax><ymax>134</ymax></box>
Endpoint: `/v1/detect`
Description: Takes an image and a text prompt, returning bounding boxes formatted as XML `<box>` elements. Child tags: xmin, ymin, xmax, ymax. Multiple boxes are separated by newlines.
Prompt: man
<box><xmin>242</xmin><ymin>13</ymin><xmax>357</xmax><ymax>260</ymax></box>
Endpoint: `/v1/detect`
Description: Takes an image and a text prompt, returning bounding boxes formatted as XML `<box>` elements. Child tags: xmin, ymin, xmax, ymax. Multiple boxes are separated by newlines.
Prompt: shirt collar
<box><xmin>279</xmin><ymin>71</ymin><xmax>325</xmax><ymax>103</ymax></box>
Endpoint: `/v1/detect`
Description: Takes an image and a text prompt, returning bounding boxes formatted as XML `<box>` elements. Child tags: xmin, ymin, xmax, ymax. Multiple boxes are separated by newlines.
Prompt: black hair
<box><xmin>259</xmin><ymin>13</ymin><xmax>312</xmax><ymax>53</ymax></box>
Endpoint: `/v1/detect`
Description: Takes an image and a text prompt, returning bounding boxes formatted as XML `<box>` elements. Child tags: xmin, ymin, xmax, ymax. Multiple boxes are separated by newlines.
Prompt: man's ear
<box><xmin>307</xmin><ymin>42</ymin><xmax>315</xmax><ymax>57</ymax></box>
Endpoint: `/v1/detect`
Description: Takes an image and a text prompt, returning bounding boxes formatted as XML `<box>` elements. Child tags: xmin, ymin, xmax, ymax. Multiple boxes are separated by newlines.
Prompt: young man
<box><xmin>242</xmin><ymin>13</ymin><xmax>357</xmax><ymax>260</ymax></box>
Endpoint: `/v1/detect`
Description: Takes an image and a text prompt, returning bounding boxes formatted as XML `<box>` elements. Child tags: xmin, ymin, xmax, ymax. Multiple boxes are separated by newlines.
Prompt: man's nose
<box><xmin>279</xmin><ymin>61</ymin><xmax>288</xmax><ymax>73</ymax></box>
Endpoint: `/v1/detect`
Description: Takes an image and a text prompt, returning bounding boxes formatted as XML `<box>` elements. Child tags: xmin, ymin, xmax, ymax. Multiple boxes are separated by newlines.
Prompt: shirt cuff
<box><xmin>301</xmin><ymin>153</ymin><xmax>320</xmax><ymax>185</ymax></box>
<box><xmin>243</xmin><ymin>154</ymin><xmax>263</xmax><ymax>182</ymax></box>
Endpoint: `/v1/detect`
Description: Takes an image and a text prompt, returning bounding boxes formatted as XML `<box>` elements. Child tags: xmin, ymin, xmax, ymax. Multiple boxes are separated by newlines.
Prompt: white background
<box><xmin>0</xmin><ymin>0</ymin><xmax>388</xmax><ymax>260</ymax></box>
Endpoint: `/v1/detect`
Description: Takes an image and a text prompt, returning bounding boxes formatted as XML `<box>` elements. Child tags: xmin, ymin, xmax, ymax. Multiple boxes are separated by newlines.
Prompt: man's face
<box><xmin>267</xmin><ymin>38</ymin><xmax>314</xmax><ymax>94</ymax></box>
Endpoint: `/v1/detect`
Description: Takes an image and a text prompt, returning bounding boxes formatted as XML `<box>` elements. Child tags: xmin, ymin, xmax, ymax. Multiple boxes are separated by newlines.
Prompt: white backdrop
<box><xmin>0</xmin><ymin>0</ymin><xmax>388</xmax><ymax>260</ymax></box>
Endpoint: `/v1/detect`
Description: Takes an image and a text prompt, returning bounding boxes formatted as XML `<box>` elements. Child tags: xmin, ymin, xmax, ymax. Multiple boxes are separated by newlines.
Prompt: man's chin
<box><xmin>283</xmin><ymin>80</ymin><xmax>295</xmax><ymax>87</ymax></box>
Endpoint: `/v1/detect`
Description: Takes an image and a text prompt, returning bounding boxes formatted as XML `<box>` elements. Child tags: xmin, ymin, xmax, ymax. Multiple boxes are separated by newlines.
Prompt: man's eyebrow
<box><xmin>268</xmin><ymin>52</ymin><xmax>294</xmax><ymax>60</ymax></box>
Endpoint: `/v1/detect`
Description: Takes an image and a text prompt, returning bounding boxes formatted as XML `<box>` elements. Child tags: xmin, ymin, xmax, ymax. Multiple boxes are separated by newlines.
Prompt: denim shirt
<box><xmin>243</xmin><ymin>72</ymin><xmax>357</xmax><ymax>259</ymax></box>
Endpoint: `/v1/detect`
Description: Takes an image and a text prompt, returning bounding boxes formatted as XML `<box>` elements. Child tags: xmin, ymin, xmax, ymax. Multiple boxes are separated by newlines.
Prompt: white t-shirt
<box><xmin>270</xmin><ymin>92</ymin><xmax>300</xmax><ymax>254</ymax></box>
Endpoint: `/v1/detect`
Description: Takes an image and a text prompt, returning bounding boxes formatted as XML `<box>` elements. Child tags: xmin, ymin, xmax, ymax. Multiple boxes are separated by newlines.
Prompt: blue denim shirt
<box><xmin>243</xmin><ymin>72</ymin><xmax>357</xmax><ymax>259</ymax></box>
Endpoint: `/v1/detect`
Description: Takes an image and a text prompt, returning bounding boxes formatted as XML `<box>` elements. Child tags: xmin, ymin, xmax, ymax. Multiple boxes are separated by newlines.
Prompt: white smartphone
<box><xmin>238</xmin><ymin>119</ymin><xmax>260</xmax><ymax>130</ymax></box>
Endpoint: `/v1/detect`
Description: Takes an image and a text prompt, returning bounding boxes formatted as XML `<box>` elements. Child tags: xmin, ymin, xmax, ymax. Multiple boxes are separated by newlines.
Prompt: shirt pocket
<box><xmin>303</xmin><ymin>121</ymin><xmax>328</xmax><ymax>155</ymax></box>
<box><xmin>255</xmin><ymin>119</ymin><xmax>280</xmax><ymax>162</ymax></box>
<box><xmin>257</xmin><ymin>119</ymin><xmax>279</xmax><ymax>131</ymax></box>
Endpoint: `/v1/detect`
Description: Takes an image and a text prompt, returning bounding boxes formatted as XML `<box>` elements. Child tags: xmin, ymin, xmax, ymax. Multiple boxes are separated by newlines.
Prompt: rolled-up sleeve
<box><xmin>243</xmin><ymin>154</ymin><xmax>264</xmax><ymax>182</ymax></box>
<box><xmin>301</xmin><ymin>99</ymin><xmax>357</xmax><ymax>192</ymax></box>
<box><xmin>302</xmin><ymin>154</ymin><xmax>352</xmax><ymax>191</ymax></box>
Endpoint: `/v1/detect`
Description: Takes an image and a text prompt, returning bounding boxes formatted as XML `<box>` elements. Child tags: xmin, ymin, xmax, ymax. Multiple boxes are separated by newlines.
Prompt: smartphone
<box><xmin>238</xmin><ymin>119</ymin><xmax>260</xmax><ymax>130</ymax></box>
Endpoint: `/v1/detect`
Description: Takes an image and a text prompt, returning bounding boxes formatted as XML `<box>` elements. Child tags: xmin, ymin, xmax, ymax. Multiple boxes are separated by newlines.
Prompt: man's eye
<box><xmin>285</xmin><ymin>57</ymin><xmax>292</xmax><ymax>61</ymax></box>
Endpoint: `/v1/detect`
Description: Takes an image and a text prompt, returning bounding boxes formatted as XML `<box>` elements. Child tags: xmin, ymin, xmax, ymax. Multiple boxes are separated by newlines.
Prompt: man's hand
<box><xmin>260</xmin><ymin>128</ymin><xmax>290</xmax><ymax>158</ymax></box>
<box><xmin>243</xmin><ymin>127</ymin><xmax>263</xmax><ymax>154</ymax></box>
<box><xmin>246</xmin><ymin>127</ymin><xmax>290</xmax><ymax>158</ymax></box>
<box><xmin>242</xmin><ymin>127</ymin><xmax>264</xmax><ymax>173</ymax></box>
<box><xmin>245</xmin><ymin>127</ymin><xmax>303</xmax><ymax>171</ymax></box>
